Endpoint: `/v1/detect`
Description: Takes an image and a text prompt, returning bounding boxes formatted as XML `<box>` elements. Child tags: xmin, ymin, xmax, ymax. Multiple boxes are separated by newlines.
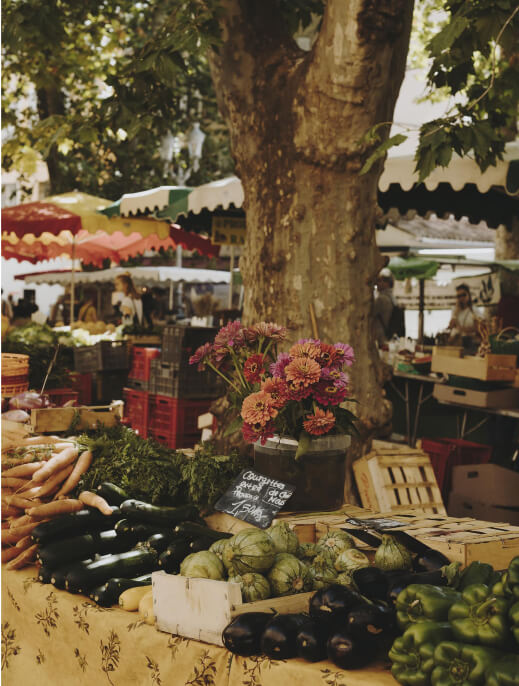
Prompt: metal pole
<box><xmin>228</xmin><ymin>245</ymin><xmax>234</xmax><ymax>309</ymax></box>
<box><xmin>70</xmin><ymin>237</ymin><xmax>76</xmax><ymax>326</ymax></box>
<box><xmin>418</xmin><ymin>279</ymin><xmax>425</xmax><ymax>343</ymax></box>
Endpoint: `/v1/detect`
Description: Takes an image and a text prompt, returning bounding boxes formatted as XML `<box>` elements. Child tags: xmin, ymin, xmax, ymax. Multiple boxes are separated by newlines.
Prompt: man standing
<box><xmin>374</xmin><ymin>268</ymin><xmax>400</xmax><ymax>346</ymax></box>
<box><xmin>448</xmin><ymin>283</ymin><xmax>482</xmax><ymax>349</ymax></box>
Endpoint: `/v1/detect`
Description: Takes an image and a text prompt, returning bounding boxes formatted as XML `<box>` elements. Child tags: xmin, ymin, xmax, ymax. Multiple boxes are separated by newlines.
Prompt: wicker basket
<box><xmin>489</xmin><ymin>327</ymin><xmax>519</xmax><ymax>356</ymax></box>
<box><xmin>1</xmin><ymin>353</ymin><xmax>29</xmax><ymax>397</ymax></box>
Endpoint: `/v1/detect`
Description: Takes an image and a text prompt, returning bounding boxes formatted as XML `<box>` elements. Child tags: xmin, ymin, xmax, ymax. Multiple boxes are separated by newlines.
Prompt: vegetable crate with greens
<box><xmin>388</xmin><ymin>555</ymin><xmax>519</xmax><ymax>686</ymax></box>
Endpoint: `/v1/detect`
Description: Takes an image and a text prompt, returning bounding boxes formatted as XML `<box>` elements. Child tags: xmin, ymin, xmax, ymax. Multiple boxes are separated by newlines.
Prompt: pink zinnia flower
<box><xmin>270</xmin><ymin>352</ymin><xmax>291</xmax><ymax>378</ymax></box>
<box><xmin>261</xmin><ymin>377</ymin><xmax>289</xmax><ymax>409</ymax></box>
<box><xmin>214</xmin><ymin>320</ymin><xmax>245</xmax><ymax>349</ymax></box>
<box><xmin>241</xmin><ymin>390</ymin><xmax>278</xmax><ymax>426</ymax></box>
<box><xmin>189</xmin><ymin>342</ymin><xmax>213</xmax><ymax>370</ymax></box>
<box><xmin>285</xmin><ymin>357</ymin><xmax>321</xmax><ymax>388</ymax></box>
<box><xmin>289</xmin><ymin>341</ymin><xmax>321</xmax><ymax>360</ymax></box>
<box><xmin>244</xmin><ymin>322</ymin><xmax>287</xmax><ymax>343</ymax></box>
<box><xmin>332</xmin><ymin>342</ymin><xmax>355</xmax><ymax>367</ymax></box>
<box><xmin>243</xmin><ymin>354</ymin><xmax>265</xmax><ymax>383</ymax></box>
<box><xmin>303</xmin><ymin>407</ymin><xmax>336</xmax><ymax>436</ymax></box>
<box><xmin>242</xmin><ymin>420</ymin><xmax>276</xmax><ymax>445</ymax></box>
<box><xmin>317</xmin><ymin>343</ymin><xmax>336</xmax><ymax>368</ymax></box>
<box><xmin>314</xmin><ymin>368</ymin><xmax>349</xmax><ymax>405</ymax></box>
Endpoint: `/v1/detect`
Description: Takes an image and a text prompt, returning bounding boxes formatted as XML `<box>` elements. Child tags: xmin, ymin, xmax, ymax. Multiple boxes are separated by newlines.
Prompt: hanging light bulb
<box><xmin>186</xmin><ymin>123</ymin><xmax>206</xmax><ymax>172</ymax></box>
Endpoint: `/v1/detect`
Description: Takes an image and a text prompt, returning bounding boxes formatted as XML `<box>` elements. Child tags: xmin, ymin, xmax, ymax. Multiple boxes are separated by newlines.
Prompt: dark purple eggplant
<box><xmin>352</xmin><ymin>567</ymin><xmax>390</xmax><ymax>603</ymax></box>
<box><xmin>222</xmin><ymin>612</ymin><xmax>274</xmax><ymax>656</ymax></box>
<box><xmin>309</xmin><ymin>584</ymin><xmax>363</xmax><ymax>627</ymax></box>
<box><xmin>296</xmin><ymin>618</ymin><xmax>331</xmax><ymax>662</ymax></box>
<box><xmin>261</xmin><ymin>614</ymin><xmax>309</xmax><ymax>659</ymax></box>
<box><xmin>346</xmin><ymin>602</ymin><xmax>397</xmax><ymax>643</ymax></box>
<box><xmin>412</xmin><ymin>548</ymin><xmax>451</xmax><ymax>572</ymax></box>
<box><xmin>327</xmin><ymin>630</ymin><xmax>372</xmax><ymax>670</ymax></box>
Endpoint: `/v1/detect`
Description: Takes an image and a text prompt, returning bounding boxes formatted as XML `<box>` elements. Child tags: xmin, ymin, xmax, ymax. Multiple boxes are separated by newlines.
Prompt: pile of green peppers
<box><xmin>389</xmin><ymin>555</ymin><xmax>519</xmax><ymax>686</ymax></box>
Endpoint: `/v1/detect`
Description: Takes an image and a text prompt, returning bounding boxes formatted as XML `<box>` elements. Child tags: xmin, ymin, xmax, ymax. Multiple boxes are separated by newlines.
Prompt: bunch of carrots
<box><xmin>1</xmin><ymin>434</ymin><xmax>111</xmax><ymax>570</ymax></box>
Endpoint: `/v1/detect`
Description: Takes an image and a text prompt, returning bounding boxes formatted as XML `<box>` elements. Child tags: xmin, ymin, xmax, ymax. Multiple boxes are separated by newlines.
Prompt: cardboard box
<box><xmin>448</xmin><ymin>492</ymin><xmax>519</xmax><ymax>526</ymax></box>
<box><xmin>451</xmin><ymin>463</ymin><xmax>519</xmax><ymax>507</ymax></box>
<box><xmin>431</xmin><ymin>350</ymin><xmax>516</xmax><ymax>381</ymax></box>
<box><xmin>433</xmin><ymin>383</ymin><xmax>519</xmax><ymax>408</ymax></box>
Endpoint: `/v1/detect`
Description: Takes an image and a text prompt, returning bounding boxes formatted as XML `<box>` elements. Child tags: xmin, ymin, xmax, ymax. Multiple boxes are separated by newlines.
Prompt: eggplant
<box><xmin>222</xmin><ymin>612</ymin><xmax>273</xmax><ymax>656</ymax></box>
<box><xmin>386</xmin><ymin>569</ymin><xmax>451</xmax><ymax>604</ymax></box>
<box><xmin>309</xmin><ymin>584</ymin><xmax>363</xmax><ymax>627</ymax></box>
<box><xmin>412</xmin><ymin>548</ymin><xmax>451</xmax><ymax>572</ymax></box>
<box><xmin>346</xmin><ymin>602</ymin><xmax>397</xmax><ymax>643</ymax></box>
<box><xmin>352</xmin><ymin>567</ymin><xmax>390</xmax><ymax>603</ymax></box>
<box><xmin>296</xmin><ymin>618</ymin><xmax>330</xmax><ymax>662</ymax></box>
<box><xmin>261</xmin><ymin>613</ymin><xmax>309</xmax><ymax>659</ymax></box>
<box><xmin>327</xmin><ymin>630</ymin><xmax>372</xmax><ymax>669</ymax></box>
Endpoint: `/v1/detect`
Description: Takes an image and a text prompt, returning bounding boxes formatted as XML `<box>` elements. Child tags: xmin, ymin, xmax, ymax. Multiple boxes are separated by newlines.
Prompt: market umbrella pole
<box><xmin>70</xmin><ymin>237</ymin><xmax>76</xmax><ymax>326</ymax></box>
<box><xmin>418</xmin><ymin>279</ymin><xmax>425</xmax><ymax>343</ymax></box>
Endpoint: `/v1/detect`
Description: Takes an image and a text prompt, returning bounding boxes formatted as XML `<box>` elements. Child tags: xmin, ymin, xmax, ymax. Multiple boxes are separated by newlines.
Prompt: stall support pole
<box><xmin>70</xmin><ymin>237</ymin><xmax>76</xmax><ymax>326</ymax></box>
<box><xmin>418</xmin><ymin>279</ymin><xmax>425</xmax><ymax>343</ymax></box>
<box><xmin>228</xmin><ymin>246</ymin><xmax>235</xmax><ymax>309</ymax></box>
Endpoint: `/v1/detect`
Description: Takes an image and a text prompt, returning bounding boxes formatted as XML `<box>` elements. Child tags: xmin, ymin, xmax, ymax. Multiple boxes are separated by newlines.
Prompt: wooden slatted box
<box><xmin>353</xmin><ymin>441</ymin><xmax>446</xmax><ymax>515</ymax></box>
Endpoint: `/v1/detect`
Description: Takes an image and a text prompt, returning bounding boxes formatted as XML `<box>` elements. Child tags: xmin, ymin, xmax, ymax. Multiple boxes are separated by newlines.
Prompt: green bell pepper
<box><xmin>459</xmin><ymin>561</ymin><xmax>497</xmax><ymax>591</ymax></box>
<box><xmin>510</xmin><ymin>601</ymin><xmax>519</xmax><ymax>645</ymax></box>
<box><xmin>396</xmin><ymin>584</ymin><xmax>461</xmax><ymax>631</ymax></box>
<box><xmin>389</xmin><ymin>621</ymin><xmax>454</xmax><ymax>686</ymax></box>
<box><xmin>485</xmin><ymin>655</ymin><xmax>519</xmax><ymax>686</ymax></box>
<box><xmin>431</xmin><ymin>641</ymin><xmax>503</xmax><ymax>686</ymax></box>
<box><xmin>504</xmin><ymin>556</ymin><xmax>519</xmax><ymax>600</ymax></box>
<box><xmin>448</xmin><ymin>583</ymin><xmax>510</xmax><ymax>648</ymax></box>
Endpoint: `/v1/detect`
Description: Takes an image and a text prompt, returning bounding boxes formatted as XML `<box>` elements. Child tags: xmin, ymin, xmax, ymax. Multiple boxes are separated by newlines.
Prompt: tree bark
<box><xmin>36</xmin><ymin>85</ymin><xmax>67</xmax><ymax>194</ymax></box>
<box><xmin>495</xmin><ymin>219</ymin><xmax>519</xmax><ymax>296</ymax></box>
<box><xmin>209</xmin><ymin>0</ymin><xmax>414</xmax><ymax>500</ymax></box>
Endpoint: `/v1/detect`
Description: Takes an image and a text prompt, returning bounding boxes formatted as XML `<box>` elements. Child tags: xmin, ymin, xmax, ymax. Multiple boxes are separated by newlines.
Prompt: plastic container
<box><xmin>45</xmin><ymin>388</ymin><xmax>79</xmax><ymax>407</ymax></box>
<box><xmin>148</xmin><ymin>395</ymin><xmax>211</xmax><ymax>435</ymax></box>
<box><xmin>421</xmin><ymin>437</ymin><xmax>493</xmax><ymax>500</ymax></box>
<box><xmin>149</xmin><ymin>360</ymin><xmax>223</xmax><ymax>398</ymax></box>
<box><xmin>161</xmin><ymin>325</ymin><xmax>217</xmax><ymax>365</ymax></box>
<box><xmin>253</xmin><ymin>434</ymin><xmax>350</xmax><ymax>512</ymax></box>
<box><xmin>74</xmin><ymin>341</ymin><xmax>130</xmax><ymax>373</ymax></box>
<box><xmin>128</xmin><ymin>347</ymin><xmax>160</xmax><ymax>382</ymax></box>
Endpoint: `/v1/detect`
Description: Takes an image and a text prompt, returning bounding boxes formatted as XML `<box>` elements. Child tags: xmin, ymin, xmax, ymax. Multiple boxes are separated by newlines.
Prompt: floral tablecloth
<box><xmin>2</xmin><ymin>566</ymin><xmax>397</xmax><ymax>686</ymax></box>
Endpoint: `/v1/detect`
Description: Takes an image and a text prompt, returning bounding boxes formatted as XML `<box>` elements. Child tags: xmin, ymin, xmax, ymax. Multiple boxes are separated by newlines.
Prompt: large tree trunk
<box><xmin>209</xmin><ymin>0</ymin><xmax>413</xmax><ymax>500</ymax></box>
<box><xmin>495</xmin><ymin>219</ymin><xmax>519</xmax><ymax>296</ymax></box>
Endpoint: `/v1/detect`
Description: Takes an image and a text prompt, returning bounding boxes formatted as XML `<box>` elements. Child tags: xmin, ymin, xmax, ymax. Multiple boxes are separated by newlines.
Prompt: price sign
<box><xmin>214</xmin><ymin>469</ymin><xmax>295</xmax><ymax>529</ymax></box>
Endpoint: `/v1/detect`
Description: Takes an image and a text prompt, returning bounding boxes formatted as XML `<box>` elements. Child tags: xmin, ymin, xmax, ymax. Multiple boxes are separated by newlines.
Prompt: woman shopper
<box><xmin>113</xmin><ymin>273</ymin><xmax>143</xmax><ymax>328</ymax></box>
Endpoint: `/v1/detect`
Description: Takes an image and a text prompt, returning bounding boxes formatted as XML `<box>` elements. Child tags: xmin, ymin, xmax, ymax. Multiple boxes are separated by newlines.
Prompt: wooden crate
<box><xmin>353</xmin><ymin>441</ymin><xmax>446</xmax><ymax>515</ymax></box>
<box><xmin>30</xmin><ymin>400</ymin><xmax>124</xmax><ymax>433</ymax></box>
<box><xmin>431</xmin><ymin>350</ymin><xmax>516</xmax><ymax>381</ymax></box>
<box><xmin>152</xmin><ymin>572</ymin><xmax>313</xmax><ymax>646</ymax></box>
<box><xmin>433</xmin><ymin>383</ymin><xmax>519</xmax><ymax>409</ymax></box>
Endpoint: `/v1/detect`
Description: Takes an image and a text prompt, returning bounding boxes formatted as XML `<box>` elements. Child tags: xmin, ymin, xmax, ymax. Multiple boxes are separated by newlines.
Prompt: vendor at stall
<box><xmin>447</xmin><ymin>283</ymin><xmax>482</xmax><ymax>349</ymax></box>
<box><xmin>113</xmin><ymin>273</ymin><xmax>143</xmax><ymax>327</ymax></box>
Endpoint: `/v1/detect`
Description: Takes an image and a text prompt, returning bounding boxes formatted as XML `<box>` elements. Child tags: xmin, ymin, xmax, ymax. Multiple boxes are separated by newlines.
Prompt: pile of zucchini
<box><xmin>32</xmin><ymin>482</ymin><xmax>231</xmax><ymax>608</ymax></box>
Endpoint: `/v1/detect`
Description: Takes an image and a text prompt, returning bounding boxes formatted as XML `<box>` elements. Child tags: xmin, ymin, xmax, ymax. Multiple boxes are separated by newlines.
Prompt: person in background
<box><xmin>113</xmin><ymin>273</ymin><xmax>143</xmax><ymax>328</ymax></box>
<box><xmin>374</xmin><ymin>268</ymin><xmax>396</xmax><ymax>346</ymax></box>
<box><xmin>448</xmin><ymin>283</ymin><xmax>482</xmax><ymax>349</ymax></box>
<box><xmin>78</xmin><ymin>289</ymin><xmax>98</xmax><ymax>323</ymax></box>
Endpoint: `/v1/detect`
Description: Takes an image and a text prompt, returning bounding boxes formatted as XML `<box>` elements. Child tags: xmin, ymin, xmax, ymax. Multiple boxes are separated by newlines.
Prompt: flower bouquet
<box><xmin>189</xmin><ymin>320</ymin><xmax>358</xmax><ymax>459</ymax></box>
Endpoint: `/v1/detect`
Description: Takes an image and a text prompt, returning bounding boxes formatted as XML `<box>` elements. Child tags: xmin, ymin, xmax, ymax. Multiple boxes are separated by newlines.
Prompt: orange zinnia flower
<box><xmin>241</xmin><ymin>390</ymin><xmax>278</xmax><ymax>426</ymax></box>
<box><xmin>303</xmin><ymin>407</ymin><xmax>336</xmax><ymax>436</ymax></box>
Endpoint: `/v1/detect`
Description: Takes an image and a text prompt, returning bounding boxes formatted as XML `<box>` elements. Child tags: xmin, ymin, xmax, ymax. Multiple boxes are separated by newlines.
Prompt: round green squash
<box><xmin>222</xmin><ymin>529</ymin><xmax>276</xmax><ymax>575</ymax></box>
<box><xmin>316</xmin><ymin>530</ymin><xmax>355</xmax><ymax>558</ymax></box>
<box><xmin>180</xmin><ymin>550</ymin><xmax>225</xmax><ymax>580</ymax></box>
<box><xmin>308</xmin><ymin>550</ymin><xmax>338</xmax><ymax>590</ymax></box>
<box><xmin>297</xmin><ymin>542</ymin><xmax>320</xmax><ymax>563</ymax></box>
<box><xmin>336</xmin><ymin>571</ymin><xmax>356</xmax><ymax>589</ymax></box>
<box><xmin>267</xmin><ymin>555</ymin><xmax>313</xmax><ymax>596</ymax></box>
<box><xmin>334</xmin><ymin>548</ymin><xmax>370</xmax><ymax>573</ymax></box>
<box><xmin>209</xmin><ymin>538</ymin><xmax>229</xmax><ymax>562</ymax></box>
<box><xmin>266</xmin><ymin>521</ymin><xmax>299</xmax><ymax>554</ymax></box>
<box><xmin>228</xmin><ymin>572</ymin><xmax>271</xmax><ymax>602</ymax></box>
<box><xmin>374</xmin><ymin>534</ymin><xmax>413</xmax><ymax>571</ymax></box>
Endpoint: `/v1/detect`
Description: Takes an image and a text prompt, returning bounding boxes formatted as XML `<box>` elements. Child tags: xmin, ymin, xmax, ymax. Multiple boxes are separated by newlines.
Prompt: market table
<box><xmin>1</xmin><ymin>566</ymin><xmax>398</xmax><ymax>686</ymax></box>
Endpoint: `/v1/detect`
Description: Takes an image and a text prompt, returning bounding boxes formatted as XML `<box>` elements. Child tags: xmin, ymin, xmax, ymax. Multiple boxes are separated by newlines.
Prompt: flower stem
<box><xmin>206</xmin><ymin>362</ymin><xmax>241</xmax><ymax>393</ymax></box>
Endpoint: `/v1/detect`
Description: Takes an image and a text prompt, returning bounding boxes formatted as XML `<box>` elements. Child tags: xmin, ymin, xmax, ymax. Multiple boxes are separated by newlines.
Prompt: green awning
<box><xmin>388</xmin><ymin>256</ymin><xmax>439</xmax><ymax>280</ymax></box>
<box><xmin>98</xmin><ymin>187</ymin><xmax>192</xmax><ymax>222</ymax></box>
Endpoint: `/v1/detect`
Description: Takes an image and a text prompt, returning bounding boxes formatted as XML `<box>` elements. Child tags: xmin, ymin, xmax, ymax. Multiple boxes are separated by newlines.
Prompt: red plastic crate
<box><xmin>70</xmin><ymin>372</ymin><xmax>93</xmax><ymax>405</ymax></box>
<box><xmin>148</xmin><ymin>428</ymin><xmax>200</xmax><ymax>449</ymax></box>
<box><xmin>148</xmin><ymin>395</ymin><xmax>212</xmax><ymax>435</ymax></box>
<box><xmin>420</xmin><ymin>438</ymin><xmax>493</xmax><ymax>500</ymax></box>
<box><xmin>128</xmin><ymin>347</ymin><xmax>161</xmax><ymax>382</ymax></box>
<box><xmin>45</xmin><ymin>388</ymin><xmax>79</xmax><ymax>407</ymax></box>
<box><xmin>123</xmin><ymin>388</ymin><xmax>150</xmax><ymax>435</ymax></box>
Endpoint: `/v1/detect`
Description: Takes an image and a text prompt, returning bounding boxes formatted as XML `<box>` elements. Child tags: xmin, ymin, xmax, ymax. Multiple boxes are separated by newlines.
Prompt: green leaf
<box><xmin>223</xmin><ymin>416</ymin><xmax>243</xmax><ymax>437</ymax></box>
<box><xmin>359</xmin><ymin>134</ymin><xmax>407</xmax><ymax>175</ymax></box>
<box><xmin>427</xmin><ymin>16</ymin><xmax>470</xmax><ymax>56</ymax></box>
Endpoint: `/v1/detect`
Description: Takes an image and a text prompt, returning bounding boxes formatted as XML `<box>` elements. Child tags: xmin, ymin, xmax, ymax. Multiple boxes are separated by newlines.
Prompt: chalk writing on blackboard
<box><xmin>214</xmin><ymin>469</ymin><xmax>295</xmax><ymax>529</ymax></box>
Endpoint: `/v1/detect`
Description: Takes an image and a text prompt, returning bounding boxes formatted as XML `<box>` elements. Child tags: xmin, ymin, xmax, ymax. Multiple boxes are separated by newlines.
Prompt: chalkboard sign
<box><xmin>214</xmin><ymin>469</ymin><xmax>295</xmax><ymax>529</ymax></box>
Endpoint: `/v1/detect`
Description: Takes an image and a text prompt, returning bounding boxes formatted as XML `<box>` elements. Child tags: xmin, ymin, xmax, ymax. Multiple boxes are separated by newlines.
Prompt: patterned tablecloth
<box><xmin>2</xmin><ymin>566</ymin><xmax>398</xmax><ymax>686</ymax></box>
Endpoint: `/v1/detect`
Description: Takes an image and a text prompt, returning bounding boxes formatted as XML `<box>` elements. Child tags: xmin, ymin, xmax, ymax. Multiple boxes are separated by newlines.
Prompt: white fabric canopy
<box><xmin>20</xmin><ymin>266</ymin><xmax>231</xmax><ymax>287</ymax></box>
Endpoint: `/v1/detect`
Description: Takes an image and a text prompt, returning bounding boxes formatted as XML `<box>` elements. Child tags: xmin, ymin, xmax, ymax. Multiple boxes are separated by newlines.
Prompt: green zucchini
<box><xmin>38</xmin><ymin>565</ymin><xmax>54</xmax><ymax>584</ymax></box>
<box><xmin>189</xmin><ymin>537</ymin><xmax>215</xmax><ymax>553</ymax></box>
<box><xmin>114</xmin><ymin>518</ymin><xmax>133</xmax><ymax>535</ymax></box>
<box><xmin>120</xmin><ymin>499</ymin><xmax>198</xmax><ymax>526</ymax></box>
<box><xmin>174</xmin><ymin>521</ymin><xmax>233</xmax><ymax>542</ymax></box>
<box><xmin>89</xmin><ymin>583</ymin><xmax>109</xmax><ymax>605</ymax></box>
<box><xmin>51</xmin><ymin>567</ymin><xmax>69</xmax><ymax>590</ymax></box>
<box><xmin>65</xmin><ymin>548</ymin><xmax>159</xmax><ymax>594</ymax></box>
<box><xmin>37</xmin><ymin>530</ymin><xmax>140</xmax><ymax>569</ymax></box>
<box><xmin>31</xmin><ymin>507</ymin><xmax>122</xmax><ymax>545</ymax></box>
<box><xmin>145</xmin><ymin>532</ymin><xmax>185</xmax><ymax>554</ymax></box>
<box><xmin>104</xmin><ymin>575</ymin><xmax>153</xmax><ymax>600</ymax></box>
<box><xmin>96</xmin><ymin>482</ymin><xmax>129</xmax><ymax>506</ymax></box>
<box><xmin>158</xmin><ymin>550</ymin><xmax>181</xmax><ymax>574</ymax></box>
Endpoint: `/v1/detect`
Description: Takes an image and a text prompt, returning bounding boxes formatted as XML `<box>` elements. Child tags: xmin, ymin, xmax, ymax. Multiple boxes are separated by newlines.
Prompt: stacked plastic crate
<box><xmin>123</xmin><ymin>347</ymin><xmax>161</xmax><ymax>438</ymax></box>
<box><xmin>147</xmin><ymin>326</ymin><xmax>223</xmax><ymax>449</ymax></box>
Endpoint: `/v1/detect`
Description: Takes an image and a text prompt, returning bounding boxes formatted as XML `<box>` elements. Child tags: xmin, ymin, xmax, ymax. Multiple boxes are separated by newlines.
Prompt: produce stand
<box><xmin>1</xmin><ymin>566</ymin><xmax>397</xmax><ymax>685</ymax></box>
